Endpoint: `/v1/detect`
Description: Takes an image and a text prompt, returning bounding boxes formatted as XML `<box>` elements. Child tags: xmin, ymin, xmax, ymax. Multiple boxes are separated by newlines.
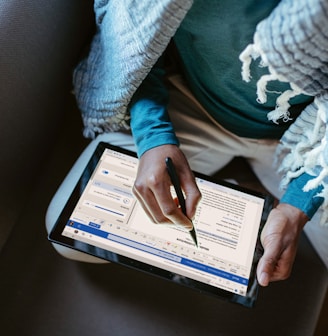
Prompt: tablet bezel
<box><xmin>49</xmin><ymin>142</ymin><xmax>274</xmax><ymax>307</ymax></box>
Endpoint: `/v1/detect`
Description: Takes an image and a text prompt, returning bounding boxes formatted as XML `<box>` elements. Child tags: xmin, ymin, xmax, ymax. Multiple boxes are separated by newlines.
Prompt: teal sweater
<box><xmin>129</xmin><ymin>0</ymin><xmax>322</xmax><ymax>218</ymax></box>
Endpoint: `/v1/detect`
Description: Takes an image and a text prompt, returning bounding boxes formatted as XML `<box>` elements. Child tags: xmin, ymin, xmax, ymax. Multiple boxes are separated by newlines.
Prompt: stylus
<box><xmin>165</xmin><ymin>157</ymin><xmax>198</xmax><ymax>247</ymax></box>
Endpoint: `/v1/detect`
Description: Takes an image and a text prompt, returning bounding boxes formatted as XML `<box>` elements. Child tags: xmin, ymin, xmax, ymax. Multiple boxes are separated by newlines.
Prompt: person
<box><xmin>47</xmin><ymin>0</ymin><xmax>328</xmax><ymax>285</ymax></box>
<box><xmin>128</xmin><ymin>0</ymin><xmax>327</xmax><ymax>288</ymax></box>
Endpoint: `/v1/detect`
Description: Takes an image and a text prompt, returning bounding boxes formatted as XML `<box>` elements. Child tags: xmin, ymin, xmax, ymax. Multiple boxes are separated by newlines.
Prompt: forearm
<box><xmin>129</xmin><ymin>59</ymin><xmax>179</xmax><ymax>157</ymax></box>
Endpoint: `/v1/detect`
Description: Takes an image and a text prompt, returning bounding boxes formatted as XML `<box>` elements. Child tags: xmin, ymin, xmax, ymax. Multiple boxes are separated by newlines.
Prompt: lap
<box><xmin>47</xmin><ymin>79</ymin><xmax>327</xmax><ymax>267</ymax></box>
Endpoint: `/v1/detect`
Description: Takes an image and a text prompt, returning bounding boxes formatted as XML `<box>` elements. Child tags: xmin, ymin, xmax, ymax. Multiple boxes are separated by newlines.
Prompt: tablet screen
<box><xmin>49</xmin><ymin>142</ymin><xmax>273</xmax><ymax>307</ymax></box>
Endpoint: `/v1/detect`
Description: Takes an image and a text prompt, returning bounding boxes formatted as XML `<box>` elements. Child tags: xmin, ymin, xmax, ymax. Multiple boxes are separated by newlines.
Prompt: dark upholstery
<box><xmin>0</xmin><ymin>1</ymin><xmax>327</xmax><ymax>335</ymax></box>
<box><xmin>0</xmin><ymin>0</ymin><xmax>94</xmax><ymax>249</ymax></box>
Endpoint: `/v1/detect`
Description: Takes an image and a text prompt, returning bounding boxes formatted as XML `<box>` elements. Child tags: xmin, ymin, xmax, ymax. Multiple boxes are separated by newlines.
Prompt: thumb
<box><xmin>257</xmin><ymin>255</ymin><xmax>277</xmax><ymax>287</ymax></box>
<box><xmin>257</xmin><ymin>235</ymin><xmax>282</xmax><ymax>287</ymax></box>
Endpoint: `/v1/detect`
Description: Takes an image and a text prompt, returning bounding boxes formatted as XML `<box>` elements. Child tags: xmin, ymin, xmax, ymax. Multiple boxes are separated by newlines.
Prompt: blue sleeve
<box><xmin>129</xmin><ymin>58</ymin><xmax>179</xmax><ymax>157</ymax></box>
<box><xmin>280</xmin><ymin>172</ymin><xmax>324</xmax><ymax>219</ymax></box>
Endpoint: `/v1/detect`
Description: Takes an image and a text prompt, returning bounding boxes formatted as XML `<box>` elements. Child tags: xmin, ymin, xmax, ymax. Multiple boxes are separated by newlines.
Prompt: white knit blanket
<box><xmin>240</xmin><ymin>0</ymin><xmax>328</xmax><ymax>225</ymax></box>
<box><xmin>73</xmin><ymin>0</ymin><xmax>328</xmax><ymax>225</ymax></box>
<box><xmin>73</xmin><ymin>0</ymin><xmax>192</xmax><ymax>137</ymax></box>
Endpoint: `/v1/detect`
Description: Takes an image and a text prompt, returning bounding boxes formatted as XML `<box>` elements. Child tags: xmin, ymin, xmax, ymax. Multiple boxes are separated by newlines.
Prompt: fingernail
<box><xmin>259</xmin><ymin>272</ymin><xmax>270</xmax><ymax>287</ymax></box>
<box><xmin>182</xmin><ymin>223</ymin><xmax>193</xmax><ymax>231</ymax></box>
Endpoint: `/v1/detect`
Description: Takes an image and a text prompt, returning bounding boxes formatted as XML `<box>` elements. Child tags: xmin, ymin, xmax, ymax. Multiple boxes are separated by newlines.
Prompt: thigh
<box><xmin>168</xmin><ymin>75</ymin><xmax>286</xmax><ymax>199</ymax></box>
<box><xmin>167</xmin><ymin>75</ymin><xmax>246</xmax><ymax>175</ymax></box>
<box><xmin>246</xmin><ymin>139</ymin><xmax>283</xmax><ymax>199</ymax></box>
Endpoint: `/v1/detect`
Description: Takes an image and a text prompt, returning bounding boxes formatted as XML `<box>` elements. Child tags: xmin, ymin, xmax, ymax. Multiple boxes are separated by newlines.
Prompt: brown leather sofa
<box><xmin>0</xmin><ymin>1</ymin><xmax>327</xmax><ymax>335</ymax></box>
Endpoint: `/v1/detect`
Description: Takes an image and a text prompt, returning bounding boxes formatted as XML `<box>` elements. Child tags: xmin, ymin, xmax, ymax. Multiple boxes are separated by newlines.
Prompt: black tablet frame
<box><xmin>49</xmin><ymin>142</ymin><xmax>274</xmax><ymax>308</ymax></box>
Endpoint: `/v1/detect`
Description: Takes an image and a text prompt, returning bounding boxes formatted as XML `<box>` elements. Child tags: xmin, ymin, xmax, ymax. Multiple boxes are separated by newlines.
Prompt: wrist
<box><xmin>276</xmin><ymin>203</ymin><xmax>309</xmax><ymax>228</ymax></box>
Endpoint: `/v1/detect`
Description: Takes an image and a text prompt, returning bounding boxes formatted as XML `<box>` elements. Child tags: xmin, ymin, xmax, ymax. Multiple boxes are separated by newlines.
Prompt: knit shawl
<box><xmin>73</xmin><ymin>0</ymin><xmax>328</xmax><ymax>225</ymax></box>
<box><xmin>73</xmin><ymin>0</ymin><xmax>192</xmax><ymax>137</ymax></box>
<box><xmin>240</xmin><ymin>0</ymin><xmax>328</xmax><ymax>225</ymax></box>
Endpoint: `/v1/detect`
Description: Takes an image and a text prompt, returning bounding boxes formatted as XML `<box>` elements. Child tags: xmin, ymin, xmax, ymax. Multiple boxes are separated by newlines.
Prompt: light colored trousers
<box><xmin>46</xmin><ymin>75</ymin><xmax>328</xmax><ymax>267</ymax></box>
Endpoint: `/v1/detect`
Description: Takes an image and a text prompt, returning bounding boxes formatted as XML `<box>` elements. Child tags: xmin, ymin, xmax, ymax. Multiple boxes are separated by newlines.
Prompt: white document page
<box><xmin>62</xmin><ymin>148</ymin><xmax>264</xmax><ymax>296</ymax></box>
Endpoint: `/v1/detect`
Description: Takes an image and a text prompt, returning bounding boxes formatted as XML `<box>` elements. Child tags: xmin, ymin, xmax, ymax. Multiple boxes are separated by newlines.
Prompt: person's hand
<box><xmin>133</xmin><ymin>144</ymin><xmax>201</xmax><ymax>229</ymax></box>
<box><xmin>257</xmin><ymin>203</ymin><xmax>309</xmax><ymax>286</ymax></box>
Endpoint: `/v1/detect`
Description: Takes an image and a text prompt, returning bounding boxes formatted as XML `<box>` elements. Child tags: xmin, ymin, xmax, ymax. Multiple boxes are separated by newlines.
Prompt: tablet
<box><xmin>49</xmin><ymin>142</ymin><xmax>274</xmax><ymax>307</ymax></box>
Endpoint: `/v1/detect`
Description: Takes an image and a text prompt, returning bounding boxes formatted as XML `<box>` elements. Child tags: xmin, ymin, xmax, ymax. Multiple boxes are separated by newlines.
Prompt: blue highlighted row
<box><xmin>66</xmin><ymin>220</ymin><xmax>248</xmax><ymax>285</ymax></box>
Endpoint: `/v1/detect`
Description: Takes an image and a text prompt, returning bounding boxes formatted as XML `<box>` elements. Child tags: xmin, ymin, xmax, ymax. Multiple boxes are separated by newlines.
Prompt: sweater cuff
<box><xmin>280</xmin><ymin>172</ymin><xmax>324</xmax><ymax>219</ymax></box>
<box><xmin>136</xmin><ymin>132</ymin><xmax>179</xmax><ymax>157</ymax></box>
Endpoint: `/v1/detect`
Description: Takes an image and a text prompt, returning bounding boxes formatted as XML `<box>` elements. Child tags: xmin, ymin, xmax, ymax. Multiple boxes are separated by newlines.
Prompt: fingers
<box><xmin>257</xmin><ymin>214</ymin><xmax>285</xmax><ymax>286</ymax></box>
<box><xmin>256</xmin><ymin>205</ymin><xmax>307</xmax><ymax>286</ymax></box>
<box><xmin>133</xmin><ymin>145</ymin><xmax>201</xmax><ymax>229</ymax></box>
<box><xmin>175</xmin><ymin>163</ymin><xmax>202</xmax><ymax>221</ymax></box>
<box><xmin>134</xmin><ymin>171</ymin><xmax>192</xmax><ymax>229</ymax></box>
<box><xmin>132</xmin><ymin>184</ymin><xmax>158</xmax><ymax>224</ymax></box>
<box><xmin>133</xmin><ymin>171</ymin><xmax>171</xmax><ymax>223</ymax></box>
<box><xmin>256</xmin><ymin>236</ymin><xmax>293</xmax><ymax>286</ymax></box>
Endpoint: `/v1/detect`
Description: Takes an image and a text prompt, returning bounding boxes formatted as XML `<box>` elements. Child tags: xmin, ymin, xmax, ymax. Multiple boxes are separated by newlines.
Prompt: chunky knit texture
<box><xmin>74</xmin><ymin>0</ymin><xmax>328</xmax><ymax>225</ymax></box>
<box><xmin>240</xmin><ymin>0</ymin><xmax>328</xmax><ymax>225</ymax></box>
<box><xmin>73</xmin><ymin>0</ymin><xmax>192</xmax><ymax>138</ymax></box>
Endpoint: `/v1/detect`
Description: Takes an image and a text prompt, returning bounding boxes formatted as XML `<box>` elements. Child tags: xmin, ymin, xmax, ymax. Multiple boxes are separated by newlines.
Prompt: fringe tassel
<box><xmin>239</xmin><ymin>44</ymin><xmax>260</xmax><ymax>82</ymax></box>
<box><xmin>267</xmin><ymin>83</ymin><xmax>303</xmax><ymax>123</ymax></box>
<box><xmin>240</xmin><ymin>42</ymin><xmax>304</xmax><ymax>124</ymax></box>
<box><xmin>240</xmin><ymin>42</ymin><xmax>328</xmax><ymax>227</ymax></box>
<box><xmin>304</xmin><ymin>167</ymin><xmax>328</xmax><ymax>192</ymax></box>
